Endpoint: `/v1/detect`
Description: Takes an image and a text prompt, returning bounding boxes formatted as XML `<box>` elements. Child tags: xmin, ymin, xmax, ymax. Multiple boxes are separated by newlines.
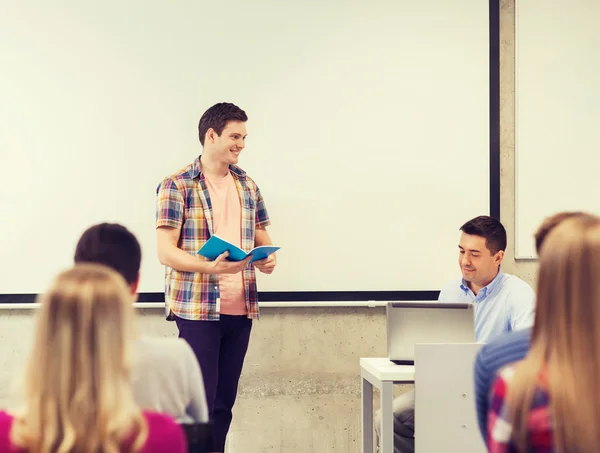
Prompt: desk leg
<box><xmin>380</xmin><ymin>382</ymin><xmax>393</xmax><ymax>453</ymax></box>
<box><xmin>362</xmin><ymin>375</ymin><xmax>373</xmax><ymax>453</ymax></box>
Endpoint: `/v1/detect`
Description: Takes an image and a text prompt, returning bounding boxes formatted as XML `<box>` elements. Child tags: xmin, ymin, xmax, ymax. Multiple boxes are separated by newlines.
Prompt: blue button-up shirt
<box><xmin>438</xmin><ymin>271</ymin><xmax>535</xmax><ymax>343</ymax></box>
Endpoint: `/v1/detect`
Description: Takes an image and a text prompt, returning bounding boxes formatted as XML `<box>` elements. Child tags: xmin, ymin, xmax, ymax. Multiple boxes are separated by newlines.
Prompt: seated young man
<box><xmin>375</xmin><ymin>216</ymin><xmax>536</xmax><ymax>453</ymax></box>
<box><xmin>74</xmin><ymin>222</ymin><xmax>209</xmax><ymax>424</ymax></box>
<box><xmin>473</xmin><ymin>211</ymin><xmax>595</xmax><ymax>440</ymax></box>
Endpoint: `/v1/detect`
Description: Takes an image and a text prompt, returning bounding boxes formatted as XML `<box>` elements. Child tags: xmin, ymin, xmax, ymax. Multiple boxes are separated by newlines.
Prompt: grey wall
<box><xmin>498</xmin><ymin>0</ymin><xmax>539</xmax><ymax>286</ymax></box>
<box><xmin>0</xmin><ymin>2</ymin><xmax>537</xmax><ymax>451</ymax></box>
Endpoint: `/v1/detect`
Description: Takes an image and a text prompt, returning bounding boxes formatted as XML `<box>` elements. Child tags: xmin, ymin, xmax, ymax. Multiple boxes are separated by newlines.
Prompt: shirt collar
<box><xmin>191</xmin><ymin>155</ymin><xmax>247</xmax><ymax>180</ymax></box>
<box><xmin>460</xmin><ymin>270</ymin><xmax>504</xmax><ymax>298</ymax></box>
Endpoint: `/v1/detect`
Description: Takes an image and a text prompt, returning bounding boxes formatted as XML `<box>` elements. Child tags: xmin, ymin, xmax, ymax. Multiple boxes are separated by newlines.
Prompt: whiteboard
<box><xmin>515</xmin><ymin>0</ymin><xmax>600</xmax><ymax>258</ymax></box>
<box><xmin>0</xmin><ymin>0</ymin><xmax>490</xmax><ymax>295</ymax></box>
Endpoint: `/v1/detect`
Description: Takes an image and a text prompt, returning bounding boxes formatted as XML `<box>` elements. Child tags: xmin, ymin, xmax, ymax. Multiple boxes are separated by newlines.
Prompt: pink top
<box><xmin>205</xmin><ymin>171</ymin><xmax>247</xmax><ymax>315</ymax></box>
<box><xmin>0</xmin><ymin>410</ymin><xmax>186</xmax><ymax>453</ymax></box>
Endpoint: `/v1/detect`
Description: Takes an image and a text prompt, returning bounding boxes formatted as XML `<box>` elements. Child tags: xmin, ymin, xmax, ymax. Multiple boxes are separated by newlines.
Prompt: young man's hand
<box><xmin>253</xmin><ymin>254</ymin><xmax>277</xmax><ymax>274</ymax></box>
<box><xmin>209</xmin><ymin>251</ymin><xmax>252</xmax><ymax>274</ymax></box>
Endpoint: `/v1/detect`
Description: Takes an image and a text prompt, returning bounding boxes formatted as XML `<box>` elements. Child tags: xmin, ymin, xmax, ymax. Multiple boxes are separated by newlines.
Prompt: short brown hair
<box><xmin>460</xmin><ymin>216</ymin><xmax>507</xmax><ymax>254</ymax></box>
<box><xmin>74</xmin><ymin>223</ymin><xmax>141</xmax><ymax>285</ymax></box>
<box><xmin>198</xmin><ymin>102</ymin><xmax>248</xmax><ymax>146</ymax></box>
<box><xmin>508</xmin><ymin>215</ymin><xmax>600</xmax><ymax>453</ymax></box>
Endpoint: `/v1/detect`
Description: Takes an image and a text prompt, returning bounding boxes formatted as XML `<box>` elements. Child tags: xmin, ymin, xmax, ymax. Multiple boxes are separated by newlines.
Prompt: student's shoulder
<box><xmin>157</xmin><ymin>161</ymin><xmax>198</xmax><ymax>190</ymax></box>
<box><xmin>0</xmin><ymin>410</ymin><xmax>12</xmax><ymax>423</ymax></box>
<box><xmin>230</xmin><ymin>165</ymin><xmax>261</xmax><ymax>189</ymax></box>
<box><xmin>143</xmin><ymin>410</ymin><xmax>181</xmax><ymax>426</ymax></box>
<box><xmin>502</xmin><ymin>273</ymin><xmax>534</xmax><ymax>292</ymax></box>
<box><xmin>137</xmin><ymin>336</ymin><xmax>192</xmax><ymax>359</ymax></box>
<box><xmin>501</xmin><ymin>273</ymin><xmax>536</xmax><ymax>304</ymax></box>
<box><xmin>135</xmin><ymin>337</ymin><xmax>196</xmax><ymax>373</ymax></box>
<box><xmin>478</xmin><ymin>328</ymin><xmax>531</xmax><ymax>367</ymax></box>
<box><xmin>442</xmin><ymin>277</ymin><xmax>463</xmax><ymax>290</ymax></box>
<box><xmin>0</xmin><ymin>411</ymin><xmax>15</xmax><ymax>449</ymax></box>
<box><xmin>439</xmin><ymin>277</ymin><xmax>464</xmax><ymax>298</ymax></box>
<box><xmin>485</xmin><ymin>327</ymin><xmax>531</xmax><ymax>352</ymax></box>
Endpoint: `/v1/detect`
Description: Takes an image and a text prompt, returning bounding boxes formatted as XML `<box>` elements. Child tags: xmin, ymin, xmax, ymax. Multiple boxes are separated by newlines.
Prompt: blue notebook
<box><xmin>198</xmin><ymin>235</ymin><xmax>280</xmax><ymax>263</ymax></box>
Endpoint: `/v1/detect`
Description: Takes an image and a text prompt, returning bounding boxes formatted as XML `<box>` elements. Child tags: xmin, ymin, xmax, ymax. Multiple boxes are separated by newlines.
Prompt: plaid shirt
<box><xmin>156</xmin><ymin>156</ymin><xmax>270</xmax><ymax>321</ymax></box>
<box><xmin>488</xmin><ymin>366</ymin><xmax>554</xmax><ymax>453</ymax></box>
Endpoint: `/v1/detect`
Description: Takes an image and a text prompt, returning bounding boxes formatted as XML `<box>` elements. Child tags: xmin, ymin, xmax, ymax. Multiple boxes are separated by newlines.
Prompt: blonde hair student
<box><xmin>0</xmin><ymin>264</ymin><xmax>186</xmax><ymax>453</ymax></box>
<box><xmin>487</xmin><ymin>215</ymin><xmax>600</xmax><ymax>453</ymax></box>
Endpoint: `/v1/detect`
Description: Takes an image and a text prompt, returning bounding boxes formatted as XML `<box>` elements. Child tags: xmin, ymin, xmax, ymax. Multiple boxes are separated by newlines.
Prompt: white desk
<box><xmin>360</xmin><ymin>358</ymin><xmax>415</xmax><ymax>453</ymax></box>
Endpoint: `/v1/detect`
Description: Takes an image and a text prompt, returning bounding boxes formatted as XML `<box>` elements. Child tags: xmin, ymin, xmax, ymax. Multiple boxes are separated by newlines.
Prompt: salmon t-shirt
<box><xmin>204</xmin><ymin>172</ymin><xmax>247</xmax><ymax>315</ymax></box>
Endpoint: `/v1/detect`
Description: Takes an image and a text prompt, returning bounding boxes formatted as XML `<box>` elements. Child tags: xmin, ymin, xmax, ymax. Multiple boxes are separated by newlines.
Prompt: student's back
<box><xmin>132</xmin><ymin>336</ymin><xmax>209</xmax><ymax>423</ymax></box>
<box><xmin>0</xmin><ymin>411</ymin><xmax>184</xmax><ymax>453</ymax></box>
<box><xmin>487</xmin><ymin>216</ymin><xmax>600</xmax><ymax>452</ymax></box>
<box><xmin>73</xmin><ymin>223</ymin><xmax>209</xmax><ymax>424</ymax></box>
<box><xmin>74</xmin><ymin>223</ymin><xmax>208</xmax><ymax>423</ymax></box>
<box><xmin>2</xmin><ymin>265</ymin><xmax>186</xmax><ymax>453</ymax></box>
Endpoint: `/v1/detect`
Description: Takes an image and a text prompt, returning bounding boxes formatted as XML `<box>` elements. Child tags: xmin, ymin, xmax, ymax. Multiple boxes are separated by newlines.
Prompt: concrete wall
<box><xmin>498</xmin><ymin>0</ymin><xmax>538</xmax><ymax>287</ymax></box>
<box><xmin>0</xmin><ymin>1</ymin><xmax>536</xmax><ymax>451</ymax></box>
<box><xmin>0</xmin><ymin>306</ymin><xmax>387</xmax><ymax>452</ymax></box>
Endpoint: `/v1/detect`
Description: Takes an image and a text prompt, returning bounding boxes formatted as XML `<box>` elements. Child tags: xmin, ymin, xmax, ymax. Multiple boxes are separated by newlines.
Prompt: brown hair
<box><xmin>460</xmin><ymin>216</ymin><xmax>506</xmax><ymax>254</ymax></box>
<box><xmin>508</xmin><ymin>215</ymin><xmax>600</xmax><ymax>453</ymax></box>
<box><xmin>74</xmin><ymin>223</ymin><xmax>142</xmax><ymax>285</ymax></box>
<box><xmin>533</xmin><ymin>211</ymin><xmax>591</xmax><ymax>255</ymax></box>
<box><xmin>198</xmin><ymin>102</ymin><xmax>248</xmax><ymax>145</ymax></box>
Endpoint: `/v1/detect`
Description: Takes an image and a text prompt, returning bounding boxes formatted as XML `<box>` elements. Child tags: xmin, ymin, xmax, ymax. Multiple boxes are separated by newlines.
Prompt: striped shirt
<box><xmin>487</xmin><ymin>365</ymin><xmax>553</xmax><ymax>453</ymax></box>
<box><xmin>156</xmin><ymin>156</ymin><xmax>270</xmax><ymax>321</ymax></box>
<box><xmin>474</xmin><ymin>328</ymin><xmax>531</xmax><ymax>439</ymax></box>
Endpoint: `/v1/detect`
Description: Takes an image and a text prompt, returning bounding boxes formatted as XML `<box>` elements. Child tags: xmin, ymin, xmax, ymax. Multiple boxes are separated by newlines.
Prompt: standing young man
<box><xmin>156</xmin><ymin>103</ymin><xmax>276</xmax><ymax>452</ymax></box>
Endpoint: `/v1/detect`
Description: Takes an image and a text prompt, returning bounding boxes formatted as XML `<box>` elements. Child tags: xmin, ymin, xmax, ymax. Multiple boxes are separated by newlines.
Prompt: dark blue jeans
<box><xmin>175</xmin><ymin>315</ymin><xmax>252</xmax><ymax>452</ymax></box>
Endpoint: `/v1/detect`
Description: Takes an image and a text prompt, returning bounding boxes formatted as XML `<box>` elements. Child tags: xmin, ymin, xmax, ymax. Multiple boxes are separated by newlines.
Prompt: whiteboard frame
<box><xmin>0</xmin><ymin>0</ymin><xmax>501</xmax><ymax>307</ymax></box>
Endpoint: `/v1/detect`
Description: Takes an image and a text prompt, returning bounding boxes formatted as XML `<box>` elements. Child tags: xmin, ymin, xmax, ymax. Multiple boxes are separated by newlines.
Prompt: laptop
<box><xmin>386</xmin><ymin>302</ymin><xmax>475</xmax><ymax>365</ymax></box>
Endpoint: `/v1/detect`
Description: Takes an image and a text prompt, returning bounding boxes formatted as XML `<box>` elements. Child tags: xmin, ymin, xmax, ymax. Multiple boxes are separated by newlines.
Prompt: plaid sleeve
<box><xmin>487</xmin><ymin>369</ymin><xmax>514</xmax><ymax>453</ymax></box>
<box><xmin>156</xmin><ymin>178</ymin><xmax>184</xmax><ymax>229</ymax></box>
<box><xmin>255</xmin><ymin>185</ymin><xmax>270</xmax><ymax>229</ymax></box>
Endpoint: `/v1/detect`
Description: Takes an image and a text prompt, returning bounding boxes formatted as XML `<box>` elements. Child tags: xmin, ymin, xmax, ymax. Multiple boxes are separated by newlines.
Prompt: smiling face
<box><xmin>458</xmin><ymin>232</ymin><xmax>504</xmax><ymax>290</ymax></box>
<box><xmin>203</xmin><ymin>120</ymin><xmax>247</xmax><ymax>166</ymax></box>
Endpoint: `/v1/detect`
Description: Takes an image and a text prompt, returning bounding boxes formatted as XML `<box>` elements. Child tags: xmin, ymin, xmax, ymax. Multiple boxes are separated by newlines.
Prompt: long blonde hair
<box><xmin>508</xmin><ymin>215</ymin><xmax>600</xmax><ymax>453</ymax></box>
<box><xmin>11</xmin><ymin>264</ymin><xmax>148</xmax><ymax>453</ymax></box>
